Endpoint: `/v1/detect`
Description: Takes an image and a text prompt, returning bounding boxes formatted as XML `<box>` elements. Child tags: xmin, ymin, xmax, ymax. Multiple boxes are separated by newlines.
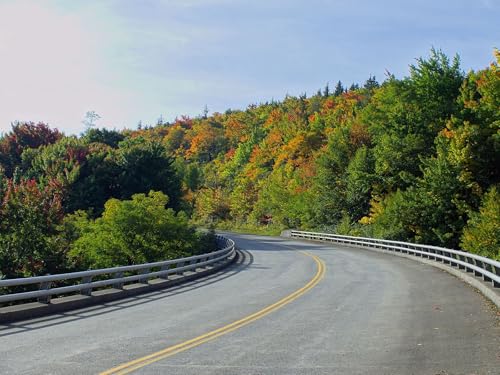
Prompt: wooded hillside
<box><xmin>1</xmin><ymin>49</ymin><xmax>498</xmax><ymax>279</ymax></box>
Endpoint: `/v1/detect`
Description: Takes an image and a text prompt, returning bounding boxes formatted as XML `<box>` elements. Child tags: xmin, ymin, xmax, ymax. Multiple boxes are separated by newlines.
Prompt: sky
<box><xmin>0</xmin><ymin>0</ymin><xmax>498</xmax><ymax>135</ymax></box>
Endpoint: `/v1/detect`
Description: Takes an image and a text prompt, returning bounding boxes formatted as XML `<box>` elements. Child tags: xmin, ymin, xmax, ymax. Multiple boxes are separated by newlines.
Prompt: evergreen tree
<box><xmin>334</xmin><ymin>80</ymin><xmax>344</xmax><ymax>96</ymax></box>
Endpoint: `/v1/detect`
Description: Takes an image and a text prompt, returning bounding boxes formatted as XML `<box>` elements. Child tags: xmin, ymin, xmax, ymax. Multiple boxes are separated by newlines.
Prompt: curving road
<box><xmin>1</xmin><ymin>233</ymin><xmax>498</xmax><ymax>374</ymax></box>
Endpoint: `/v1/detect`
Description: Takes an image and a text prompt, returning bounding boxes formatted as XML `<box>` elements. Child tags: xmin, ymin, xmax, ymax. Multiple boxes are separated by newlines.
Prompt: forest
<box><xmin>0</xmin><ymin>49</ymin><xmax>498</xmax><ymax>280</ymax></box>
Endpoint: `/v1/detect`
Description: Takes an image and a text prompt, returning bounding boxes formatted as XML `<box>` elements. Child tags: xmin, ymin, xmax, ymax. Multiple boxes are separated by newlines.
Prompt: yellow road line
<box><xmin>100</xmin><ymin>251</ymin><xmax>326</xmax><ymax>375</ymax></box>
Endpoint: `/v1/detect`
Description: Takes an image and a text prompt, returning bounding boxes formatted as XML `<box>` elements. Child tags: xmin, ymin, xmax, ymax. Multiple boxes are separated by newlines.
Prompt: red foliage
<box><xmin>0</xmin><ymin>122</ymin><xmax>63</xmax><ymax>175</ymax></box>
<box><xmin>225</xmin><ymin>148</ymin><xmax>236</xmax><ymax>160</ymax></box>
<box><xmin>1</xmin><ymin>178</ymin><xmax>64</xmax><ymax>228</ymax></box>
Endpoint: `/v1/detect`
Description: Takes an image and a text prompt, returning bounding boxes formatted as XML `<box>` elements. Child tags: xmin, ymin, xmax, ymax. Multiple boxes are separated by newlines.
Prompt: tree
<box><xmin>345</xmin><ymin>146</ymin><xmax>374</xmax><ymax>221</ymax></box>
<box><xmin>323</xmin><ymin>82</ymin><xmax>330</xmax><ymax>97</ymax></box>
<box><xmin>461</xmin><ymin>187</ymin><xmax>500</xmax><ymax>259</ymax></box>
<box><xmin>442</xmin><ymin>50</ymin><xmax>500</xmax><ymax>189</ymax></box>
<box><xmin>23</xmin><ymin>137</ymin><xmax>88</xmax><ymax>187</ymax></box>
<box><xmin>0</xmin><ymin>122</ymin><xmax>62</xmax><ymax>177</ymax></box>
<box><xmin>82</xmin><ymin>111</ymin><xmax>101</xmax><ymax>130</ymax></box>
<box><xmin>363</xmin><ymin>75</ymin><xmax>379</xmax><ymax>91</ymax></box>
<box><xmin>334</xmin><ymin>80</ymin><xmax>345</xmax><ymax>96</ymax></box>
<box><xmin>115</xmin><ymin>137</ymin><xmax>182</xmax><ymax>209</ymax></box>
<box><xmin>312</xmin><ymin>127</ymin><xmax>352</xmax><ymax>226</ymax></box>
<box><xmin>0</xmin><ymin>178</ymin><xmax>66</xmax><ymax>278</ymax></box>
<box><xmin>82</xmin><ymin>128</ymin><xmax>124</xmax><ymax>148</ymax></box>
<box><xmin>69</xmin><ymin>191</ymin><xmax>209</xmax><ymax>269</ymax></box>
<box><xmin>163</xmin><ymin>126</ymin><xmax>187</xmax><ymax>155</ymax></box>
<box><xmin>193</xmin><ymin>187</ymin><xmax>231</xmax><ymax>223</ymax></box>
<box><xmin>408</xmin><ymin>48</ymin><xmax>463</xmax><ymax>135</ymax></box>
<box><xmin>186</xmin><ymin>122</ymin><xmax>227</xmax><ymax>162</ymax></box>
<box><xmin>349</xmin><ymin>83</ymin><xmax>360</xmax><ymax>91</ymax></box>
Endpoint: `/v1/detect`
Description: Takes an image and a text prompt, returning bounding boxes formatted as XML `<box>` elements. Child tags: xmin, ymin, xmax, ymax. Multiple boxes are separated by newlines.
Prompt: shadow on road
<box><xmin>235</xmin><ymin>235</ymin><xmax>337</xmax><ymax>253</ymax></box>
<box><xmin>0</xmin><ymin>249</ymin><xmax>254</xmax><ymax>337</ymax></box>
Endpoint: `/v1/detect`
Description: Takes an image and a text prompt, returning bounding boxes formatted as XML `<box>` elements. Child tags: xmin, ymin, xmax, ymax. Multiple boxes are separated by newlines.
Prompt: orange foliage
<box><xmin>224</xmin><ymin>117</ymin><xmax>248</xmax><ymax>144</ymax></box>
<box><xmin>323</xmin><ymin>98</ymin><xmax>336</xmax><ymax>110</ymax></box>
<box><xmin>264</xmin><ymin>109</ymin><xmax>283</xmax><ymax>129</ymax></box>
<box><xmin>440</xmin><ymin>127</ymin><xmax>454</xmax><ymax>139</ymax></box>
<box><xmin>249</xmin><ymin>145</ymin><xmax>261</xmax><ymax>164</ymax></box>
<box><xmin>225</xmin><ymin>148</ymin><xmax>236</xmax><ymax>159</ymax></box>
<box><xmin>186</xmin><ymin>124</ymin><xmax>219</xmax><ymax>160</ymax></box>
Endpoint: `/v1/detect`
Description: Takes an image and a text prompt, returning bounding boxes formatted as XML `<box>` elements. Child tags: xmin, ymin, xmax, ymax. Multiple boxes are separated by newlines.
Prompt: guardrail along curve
<box><xmin>289</xmin><ymin>230</ymin><xmax>500</xmax><ymax>289</ymax></box>
<box><xmin>0</xmin><ymin>235</ymin><xmax>235</xmax><ymax>306</ymax></box>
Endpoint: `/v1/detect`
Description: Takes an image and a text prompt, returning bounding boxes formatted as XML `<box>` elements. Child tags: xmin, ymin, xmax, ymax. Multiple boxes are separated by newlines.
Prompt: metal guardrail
<box><xmin>0</xmin><ymin>235</ymin><xmax>235</xmax><ymax>305</ymax></box>
<box><xmin>290</xmin><ymin>230</ymin><xmax>500</xmax><ymax>288</ymax></box>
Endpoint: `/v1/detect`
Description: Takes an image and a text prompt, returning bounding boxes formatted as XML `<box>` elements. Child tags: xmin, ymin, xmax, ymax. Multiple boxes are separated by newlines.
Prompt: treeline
<box><xmin>0</xmin><ymin>49</ymin><xmax>498</xmax><ymax>279</ymax></box>
<box><xmin>163</xmin><ymin>48</ymin><xmax>497</xmax><ymax>259</ymax></box>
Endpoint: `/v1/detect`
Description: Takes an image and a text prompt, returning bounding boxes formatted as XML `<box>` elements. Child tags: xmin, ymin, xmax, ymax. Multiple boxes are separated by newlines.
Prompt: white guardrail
<box><xmin>0</xmin><ymin>235</ymin><xmax>235</xmax><ymax>305</ymax></box>
<box><xmin>290</xmin><ymin>230</ymin><xmax>500</xmax><ymax>288</ymax></box>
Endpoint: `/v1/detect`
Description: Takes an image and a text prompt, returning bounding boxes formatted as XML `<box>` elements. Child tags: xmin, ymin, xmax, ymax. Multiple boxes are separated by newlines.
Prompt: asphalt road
<box><xmin>1</xmin><ymin>233</ymin><xmax>498</xmax><ymax>375</ymax></box>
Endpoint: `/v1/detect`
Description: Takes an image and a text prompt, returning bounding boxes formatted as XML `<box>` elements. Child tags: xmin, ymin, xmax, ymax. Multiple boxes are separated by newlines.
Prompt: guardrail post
<box><xmin>407</xmin><ymin>245</ymin><xmax>414</xmax><ymax>256</ymax></box>
<box><xmin>37</xmin><ymin>281</ymin><xmax>52</xmax><ymax>304</ymax></box>
<box><xmin>493</xmin><ymin>265</ymin><xmax>500</xmax><ymax>288</ymax></box>
<box><xmin>483</xmin><ymin>262</ymin><xmax>493</xmax><ymax>283</ymax></box>
<box><xmin>80</xmin><ymin>276</ymin><xmax>93</xmax><ymax>296</ymax></box>
<box><xmin>138</xmin><ymin>269</ymin><xmax>150</xmax><ymax>284</ymax></box>
<box><xmin>159</xmin><ymin>264</ymin><xmax>170</xmax><ymax>280</ymax></box>
<box><xmin>465</xmin><ymin>257</ymin><xmax>474</xmax><ymax>273</ymax></box>
<box><xmin>176</xmin><ymin>262</ymin><xmax>185</xmax><ymax>275</ymax></box>
<box><xmin>449</xmin><ymin>254</ymin><xmax>458</xmax><ymax>268</ymax></box>
<box><xmin>113</xmin><ymin>271</ymin><xmax>124</xmax><ymax>289</ymax></box>
<box><xmin>473</xmin><ymin>260</ymin><xmax>483</xmax><ymax>277</ymax></box>
<box><xmin>189</xmin><ymin>258</ymin><xmax>198</xmax><ymax>270</ymax></box>
<box><xmin>458</xmin><ymin>255</ymin><xmax>466</xmax><ymax>269</ymax></box>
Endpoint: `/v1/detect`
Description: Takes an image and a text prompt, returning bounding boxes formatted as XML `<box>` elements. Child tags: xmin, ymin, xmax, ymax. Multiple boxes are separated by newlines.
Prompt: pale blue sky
<box><xmin>0</xmin><ymin>0</ymin><xmax>498</xmax><ymax>134</ymax></box>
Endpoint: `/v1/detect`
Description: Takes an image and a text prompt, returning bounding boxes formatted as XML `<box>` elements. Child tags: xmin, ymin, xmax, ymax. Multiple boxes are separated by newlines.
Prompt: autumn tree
<box><xmin>0</xmin><ymin>122</ymin><xmax>62</xmax><ymax>177</ymax></box>
<box><xmin>0</xmin><ymin>178</ymin><xmax>66</xmax><ymax>278</ymax></box>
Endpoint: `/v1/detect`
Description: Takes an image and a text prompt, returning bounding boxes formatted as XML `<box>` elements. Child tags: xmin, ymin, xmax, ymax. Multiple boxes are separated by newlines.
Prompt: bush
<box><xmin>69</xmin><ymin>191</ymin><xmax>210</xmax><ymax>269</ymax></box>
<box><xmin>461</xmin><ymin>187</ymin><xmax>500</xmax><ymax>260</ymax></box>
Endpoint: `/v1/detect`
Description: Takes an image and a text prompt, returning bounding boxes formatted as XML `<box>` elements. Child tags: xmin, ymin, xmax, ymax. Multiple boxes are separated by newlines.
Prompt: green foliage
<box><xmin>461</xmin><ymin>187</ymin><xmax>500</xmax><ymax>259</ymax></box>
<box><xmin>82</xmin><ymin>128</ymin><xmax>125</xmax><ymax>148</ymax></box>
<box><xmin>193</xmin><ymin>187</ymin><xmax>231</xmax><ymax>224</ymax></box>
<box><xmin>408</xmin><ymin>48</ymin><xmax>463</xmax><ymax>130</ymax></box>
<box><xmin>69</xmin><ymin>191</ymin><xmax>209</xmax><ymax>269</ymax></box>
<box><xmin>345</xmin><ymin>146</ymin><xmax>375</xmax><ymax>221</ymax></box>
<box><xmin>23</xmin><ymin>137</ymin><xmax>88</xmax><ymax>186</ymax></box>
<box><xmin>249</xmin><ymin>168</ymin><xmax>314</xmax><ymax>229</ymax></box>
<box><xmin>0</xmin><ymin>179</ymin><xmax>67</xmax><ymax>278</ymax></box>
<box><xmin>369</xmin><ymin>190</ymin><xmax>416</xmax><ymax>241</ymax></box>
<box><xmin>371</xmin><ymin>152</ymin><xmax>473</xmax><ymax>248</ymax></box>
<box><xmin>115</xmin><ymin>137</ymin><xmax>182</xmax><ymax>208</ymax></box>
<box><xmin>312</xmin><ymin>126</ymin><xmax>353</xmax><ymax>226</ymax></box>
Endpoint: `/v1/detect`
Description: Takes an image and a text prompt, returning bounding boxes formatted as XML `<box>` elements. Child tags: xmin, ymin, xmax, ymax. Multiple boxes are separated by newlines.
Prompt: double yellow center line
<box><xmin>101</xmin><ymin>251</ymin><xmax>326</xmax><ymax>375</ymax></box>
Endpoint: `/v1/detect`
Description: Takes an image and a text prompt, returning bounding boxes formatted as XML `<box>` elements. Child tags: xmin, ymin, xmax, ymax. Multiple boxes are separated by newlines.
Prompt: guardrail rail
<box><xmin>0</xmin><ymin>235</ymin><xmax>235</xmax><ymax>306</ymax></box>
<box><xmin>290</xmin><ymin>230</ymin><xmax>500</xmax><ymax>288</ymax></box>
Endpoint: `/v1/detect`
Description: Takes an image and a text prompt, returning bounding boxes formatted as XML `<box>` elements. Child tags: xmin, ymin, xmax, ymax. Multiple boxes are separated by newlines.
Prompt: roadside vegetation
<box><xmin>0</xmin><ymin>48</ymin><xmax>498</xmax><ymax>279</ymax></box>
